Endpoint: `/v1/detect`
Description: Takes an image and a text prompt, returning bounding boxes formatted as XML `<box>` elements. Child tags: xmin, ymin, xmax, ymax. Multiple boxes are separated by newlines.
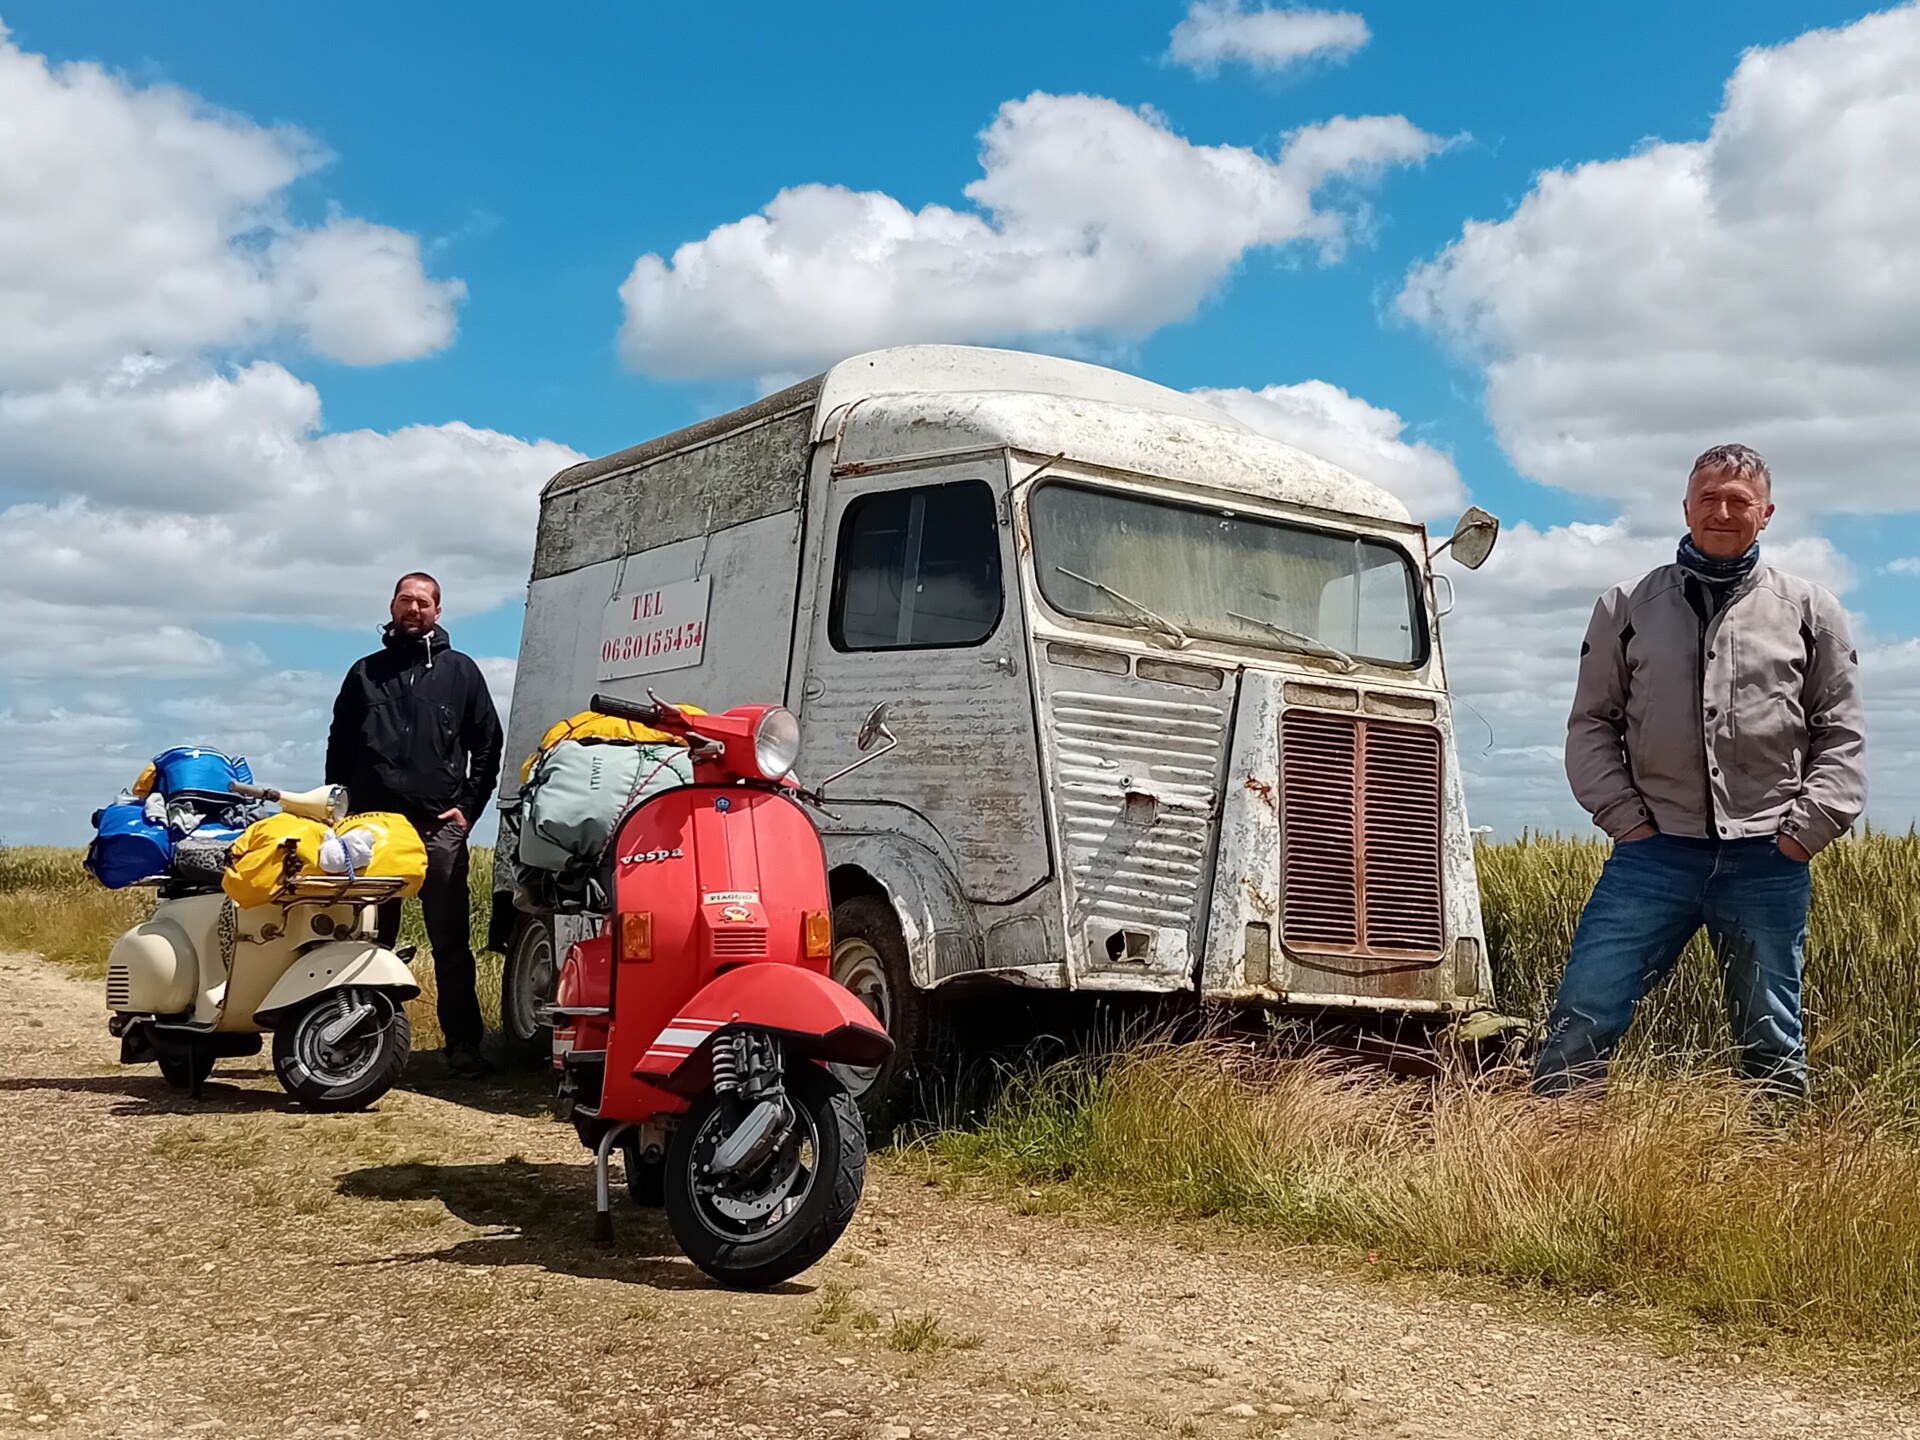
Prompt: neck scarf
<box><xmin>1676</xmin><ymin>534</ymin><xmax>1759</xmax><ymax>586</ymax></box>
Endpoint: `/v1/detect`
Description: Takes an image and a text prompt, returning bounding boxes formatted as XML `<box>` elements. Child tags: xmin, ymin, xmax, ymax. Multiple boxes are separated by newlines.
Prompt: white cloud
<box><xmin>1192</xmin><ymin>380</ymin><xmax>1466</xmax><ymax>517</ymax></box>
<box><xmin>0</xmin><ymin>29</ymin><xmax>566</xmax><ymax>844</ymax></box>
<box><xmin>619</xmin><ymin>92</ymin><xmax>1446</xmax><ymax>379</ymax></box>
<box><xmin>1168</xmin><ymin>3</ymin><xmax>1369</xmax><ymax>74</ymax></box>
<box><xmin>1399</xmin><ymin>4</ymin><xmax>1920</xmax><ymax>526</ymax></box>
<box><xmin>1887</xmin><ymin>557</ymin><xmax>1920</xmax><ymax>578</ymax></box>
<box><xmin>0</xmin><ymin>364</ymin><xmax>580</xmax><ymax>642</ymax></box>
<box><xmin>0</xmin><ymin>25</ymin><xmax>460</xmax><ymax>383</ymax></box>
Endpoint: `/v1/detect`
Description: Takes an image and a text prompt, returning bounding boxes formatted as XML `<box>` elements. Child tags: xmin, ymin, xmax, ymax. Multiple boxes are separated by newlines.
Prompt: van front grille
<box><xmin>1280</xmin><ymin>710</ymin><xmax>1444</xmax><ymax>958</ymax></box>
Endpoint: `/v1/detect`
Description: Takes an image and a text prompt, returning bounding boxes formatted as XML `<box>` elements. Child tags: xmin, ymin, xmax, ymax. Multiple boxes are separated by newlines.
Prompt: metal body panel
<box><xmin>789</xmin><ymin>452</ymin><xmax>1052</xmax><ymax>906</ymax></box>
<box><xmin>250</xmin><ymin>940</ymin><xmax>420</xmax><ymax>1026</ymax></box>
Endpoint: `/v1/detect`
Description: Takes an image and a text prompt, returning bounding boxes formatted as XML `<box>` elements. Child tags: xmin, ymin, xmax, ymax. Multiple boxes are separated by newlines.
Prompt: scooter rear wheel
<box><xmin>272</xmin><ymin>988</ymin><xmax>411</xmax><ymax>1112</ymax></box>
<box><xmin>664</xmin><ymin>1061</ymin><xmax>866</xmax><ymax>1289</ymax></box>
<box><xmin>154</xmin><ymin>1035</ymin><xmax>215</xmax><ymax>1094</ymax></box>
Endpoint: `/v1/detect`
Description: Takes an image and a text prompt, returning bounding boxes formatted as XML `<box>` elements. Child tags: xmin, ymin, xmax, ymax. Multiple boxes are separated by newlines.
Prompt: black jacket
<box><xmin>325</xmin><ymin>624</ymin><xmax>504</xmax><ymax>826</ymax></box>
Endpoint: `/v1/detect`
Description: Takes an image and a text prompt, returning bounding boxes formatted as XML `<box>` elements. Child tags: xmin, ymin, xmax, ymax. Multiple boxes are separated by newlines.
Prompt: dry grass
<box><xmin>0</xmin><ymin>848</ymin><xmax>152</xmax><ymax>978</ymax></box>
<box><xmin>921</xmin><ymin>1042</ymin><xmax>1920</xmax><ymax>1371</ymax></box>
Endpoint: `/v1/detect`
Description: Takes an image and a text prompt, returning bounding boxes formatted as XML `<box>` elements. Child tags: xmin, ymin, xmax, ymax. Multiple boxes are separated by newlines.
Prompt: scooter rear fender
<box><xmin>252</xmin><ymin>941</ymin><xmax>420</xmax><ymax>1027</ymax></box>
<box><xmin>636</xmin><ymin>963</ymin><xmax>893</xmax><ymax>1094</ymax></box>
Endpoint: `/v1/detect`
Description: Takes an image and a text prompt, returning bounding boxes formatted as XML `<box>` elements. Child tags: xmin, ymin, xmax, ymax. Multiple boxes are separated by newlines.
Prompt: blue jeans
<box><xmin>1532</xmin><ymin>834</ymin><xmax>1812</xmax><ymax>1097</ymax></box>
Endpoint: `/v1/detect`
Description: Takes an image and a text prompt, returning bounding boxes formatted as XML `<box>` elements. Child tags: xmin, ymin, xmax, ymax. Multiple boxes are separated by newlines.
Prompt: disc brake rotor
<box><xmin>691</xmin><ymin>1103</ymin><xmax>819</xmax><ymax>1231</ymax></box>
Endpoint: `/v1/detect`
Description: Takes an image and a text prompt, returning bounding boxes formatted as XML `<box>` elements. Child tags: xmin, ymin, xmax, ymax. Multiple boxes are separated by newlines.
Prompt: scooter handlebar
<box><xmin>589</xmin><ymin>692</ymin><xmax>669</xmax><ymax>727</ymax></box>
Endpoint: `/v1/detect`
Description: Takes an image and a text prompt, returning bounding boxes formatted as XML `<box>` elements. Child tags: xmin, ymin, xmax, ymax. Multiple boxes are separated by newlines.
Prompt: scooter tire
<box><xmin>664</xmin><ymin>1062</ymin><xmax>866</xmax><ymax>1289</ymax></box>
<box><xmin>272</xmin><ymin>990</ymin><xmax>412</xmax><ymax>1112</ymax></box>
<box><xmin>155</xmin><ymin>1037</ymin><xmax>215</xmax><ymax>1094</ymax></box>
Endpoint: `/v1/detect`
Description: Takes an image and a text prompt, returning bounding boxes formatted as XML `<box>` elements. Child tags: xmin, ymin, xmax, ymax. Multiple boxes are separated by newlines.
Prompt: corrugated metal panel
<box><xmin>1050</xmin><ymin>688</ymin><xmax>1228</xmax><ymax>945</ymax></box>
<box><xmin>1281</xmin><ymin>710</ymin><xmax>1444</xmax><ymax>959</ymax></box>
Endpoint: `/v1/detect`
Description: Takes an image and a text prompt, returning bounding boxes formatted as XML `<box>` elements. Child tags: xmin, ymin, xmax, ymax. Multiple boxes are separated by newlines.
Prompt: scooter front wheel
<box><xmin>272</xmin><ymin>987</ymin><xmax>411</xmax><ymax>1112</ymax></box>
<box><xmin>663</xmin><ymin>1061</ymin><xmax>866</xmax><ymax>1289</ymax></box>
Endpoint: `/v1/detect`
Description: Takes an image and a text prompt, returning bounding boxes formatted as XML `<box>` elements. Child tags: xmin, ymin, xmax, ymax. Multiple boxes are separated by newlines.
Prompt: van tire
<box><xmin>499</xmin><ymin>917</ymin><xmax>556</xmax><ymax>1060</ymax></box>
<box><xmin>828</xmin><ymin>895</ymin><xmax>933</xmax><ymax>1137</ymax></box>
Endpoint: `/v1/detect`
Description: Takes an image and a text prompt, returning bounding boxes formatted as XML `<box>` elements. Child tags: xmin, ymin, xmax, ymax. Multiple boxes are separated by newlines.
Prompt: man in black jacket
<box><xmin>326</xmin><ymin>572</ymin><xmax>504</xmax><ymax>1079</ymax></box>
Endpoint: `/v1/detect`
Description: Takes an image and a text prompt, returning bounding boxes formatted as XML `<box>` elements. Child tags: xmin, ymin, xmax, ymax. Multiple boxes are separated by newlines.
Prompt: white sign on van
<box><xmin>599</xmin><ymin>577</ymin><xmax>710</xmax><ymax>680</ymax></box>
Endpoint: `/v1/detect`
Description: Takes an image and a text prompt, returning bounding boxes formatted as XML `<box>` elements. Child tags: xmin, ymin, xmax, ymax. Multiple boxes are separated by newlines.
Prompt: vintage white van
<box><xmin>490</xmin><ymin>345</ymin><xmax>1501</xmax><ymax>1117</ymax></box>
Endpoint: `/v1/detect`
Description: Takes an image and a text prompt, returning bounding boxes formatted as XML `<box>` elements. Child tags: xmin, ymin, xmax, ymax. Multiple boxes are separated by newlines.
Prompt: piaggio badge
<box><xmin>718</xmin><ymin>905</ymin><xmax>753</xmax><ymax>924</ymax></box>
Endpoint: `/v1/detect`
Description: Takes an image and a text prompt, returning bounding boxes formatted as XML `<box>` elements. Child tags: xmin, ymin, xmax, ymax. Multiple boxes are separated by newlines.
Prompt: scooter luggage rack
<box><xmin>273</xmin><ymin>873</ymin><xmax>413</xmax><ymax>904</ymax></box>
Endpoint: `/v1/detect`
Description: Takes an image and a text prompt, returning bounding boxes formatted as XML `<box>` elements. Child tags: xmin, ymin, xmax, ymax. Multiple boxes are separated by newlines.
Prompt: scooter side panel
<box><xmin>250</xmin><ymin>941</ymin><xmax>421</xmax><ymax>1026</ymax></box>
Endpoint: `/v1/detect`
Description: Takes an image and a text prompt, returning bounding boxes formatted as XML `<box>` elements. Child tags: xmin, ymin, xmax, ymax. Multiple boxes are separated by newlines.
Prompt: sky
<box><xmin>2</xmin><ymin>1</ymin><xmax>1918</xmax><ymax>845</ymax></box>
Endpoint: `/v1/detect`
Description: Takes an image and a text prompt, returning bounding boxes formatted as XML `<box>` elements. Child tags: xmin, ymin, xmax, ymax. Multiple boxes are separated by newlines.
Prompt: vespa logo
<box><xmin>620</xmin><ymin>848</ymin><xmax>685</xmax><ymax>866</ymax></box>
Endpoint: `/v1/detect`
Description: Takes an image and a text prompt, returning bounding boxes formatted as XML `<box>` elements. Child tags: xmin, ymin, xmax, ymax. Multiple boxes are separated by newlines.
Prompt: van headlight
<box><xmin>753</xmin><ymin>707</ymin><xmax>801</xmax><ymax>781</ymax></box>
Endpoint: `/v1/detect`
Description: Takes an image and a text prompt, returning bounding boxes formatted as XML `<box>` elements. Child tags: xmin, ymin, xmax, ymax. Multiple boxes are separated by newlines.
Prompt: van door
<box><xmin>793</xmin><ymin>456</ymin><xmax>1051</xmax><ymax>905</ymax></box>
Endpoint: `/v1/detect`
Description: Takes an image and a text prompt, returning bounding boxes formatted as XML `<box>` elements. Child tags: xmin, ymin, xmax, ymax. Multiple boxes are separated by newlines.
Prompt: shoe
<box><xmin>444</xmin><ymin>1043</ymin><xmax>496</xmax><ymax>1081</ymax></box>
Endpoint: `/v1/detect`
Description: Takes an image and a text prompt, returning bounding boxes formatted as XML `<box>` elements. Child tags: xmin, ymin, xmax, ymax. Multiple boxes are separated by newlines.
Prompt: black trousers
<box><xmin>376</xmin><ymin>818</ymin><xmax>484</xmax><ymax>1051</ymax></box>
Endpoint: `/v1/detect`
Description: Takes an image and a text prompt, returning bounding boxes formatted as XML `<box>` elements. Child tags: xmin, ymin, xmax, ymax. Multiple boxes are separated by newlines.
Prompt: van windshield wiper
<box><xmin>1226</xmin><ymin>609</ymin><xmax>1359</xmax><ymax>671</ymax></box>
<box><xmin>1053</xmin><ymin>567</ymin><xmax>1190</xmax><ymax>649</ymax></box>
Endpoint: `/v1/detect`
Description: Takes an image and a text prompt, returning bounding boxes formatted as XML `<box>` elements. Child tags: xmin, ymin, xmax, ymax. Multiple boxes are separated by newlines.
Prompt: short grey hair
<box><xmin>1689</xmin><ymin>443</ymin><xmax>1771</xmax><ymax>495</ymax></box>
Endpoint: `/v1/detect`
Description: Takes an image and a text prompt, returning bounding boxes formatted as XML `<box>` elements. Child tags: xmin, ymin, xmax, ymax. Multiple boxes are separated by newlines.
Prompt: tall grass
<box><xmin>1480</xmin><ymin>829</ymin><xmax>1920</xmax><ymax>1100</ymax></box>
<box><xmin>921</xmin><ymin>1044</ymin><xmax>1920</xmax><ymax>1369</ymax></box>
<box><xmin>0</xmin><ymin>848</ymin><xmax>151</xmax><ymax>978</ymax></box>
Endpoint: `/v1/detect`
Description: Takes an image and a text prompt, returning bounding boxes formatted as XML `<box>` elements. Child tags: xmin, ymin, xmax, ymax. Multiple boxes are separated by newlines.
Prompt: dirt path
<box><xmin>2</xmin><ymin>952</ymin><xmax>1915</xmax><ymax>1440</ymax></box>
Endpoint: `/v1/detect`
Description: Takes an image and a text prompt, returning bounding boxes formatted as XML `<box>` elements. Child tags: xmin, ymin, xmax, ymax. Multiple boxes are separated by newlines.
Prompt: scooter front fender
<box><xmin>636</xmin><ymin>963</ymin><xmax>893</xmax><ymax>1093</ymax></box>
<box><xmin>252</xmin><ymin>941</ymin><xmax>420</xmax><ymax>1028</ymax></box>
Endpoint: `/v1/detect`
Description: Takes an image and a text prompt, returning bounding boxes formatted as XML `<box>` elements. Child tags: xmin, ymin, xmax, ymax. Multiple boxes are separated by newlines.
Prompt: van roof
<box><xmin>545</xmin><ymin>344</ymin><xmax>1413</xmax><ymax>526</ymax></box>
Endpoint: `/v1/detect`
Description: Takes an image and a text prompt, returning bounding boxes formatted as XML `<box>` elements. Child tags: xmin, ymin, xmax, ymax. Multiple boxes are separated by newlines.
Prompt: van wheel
<box><xmin>500</xmin><ymin>918</ymin><xmax>556</xmax><ymax>1058</ymax></box>
<box><xmin>829</xmin><ymin>895</ymin><xmax>932</xmax><ymax>1137</ymax></box>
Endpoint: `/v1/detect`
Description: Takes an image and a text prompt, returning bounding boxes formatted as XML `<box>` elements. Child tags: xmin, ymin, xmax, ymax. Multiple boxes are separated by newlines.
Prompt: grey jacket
<box><xmin>1566</xmin><ymin>561</ymin><xmax>1865</xmax><ymax>854</ymax></box>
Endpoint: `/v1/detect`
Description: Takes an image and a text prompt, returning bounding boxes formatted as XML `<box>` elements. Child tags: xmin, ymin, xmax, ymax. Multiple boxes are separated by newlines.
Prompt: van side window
<box><xmin>830</xmin><ymin>480</ymin><xmax>1003</xmax><ymax>651</ymax></box>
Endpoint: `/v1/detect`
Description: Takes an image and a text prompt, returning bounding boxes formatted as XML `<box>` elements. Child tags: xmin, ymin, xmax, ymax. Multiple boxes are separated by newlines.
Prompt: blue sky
<box><xmin>2</xmin><ymin>1</ymin><xmax>1917</xmax><ymax>843</ymax></box>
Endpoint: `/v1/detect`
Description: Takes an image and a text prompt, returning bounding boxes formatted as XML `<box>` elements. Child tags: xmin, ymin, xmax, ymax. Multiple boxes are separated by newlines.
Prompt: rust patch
<box><xmin>1243</xmin><ymin>879</ymin><xmax>1274</xmax><ymax>918</ymax></box>
<box><xmin>1243</xmin><ymin>773</ymin><xmax>1276</xmax><ymax>812</ymax></box>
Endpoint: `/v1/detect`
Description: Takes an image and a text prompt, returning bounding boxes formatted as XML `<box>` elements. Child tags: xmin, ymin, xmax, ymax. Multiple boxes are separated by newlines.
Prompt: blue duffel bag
<box><xmin>85</xmin><ymin>801</ymin><xmax>173</xmax><ymax>889</ymax></box>
<box><xmin>148</xmin><ymin>746</ymin><xmax>253</xmax><ymax>803</ymax></box>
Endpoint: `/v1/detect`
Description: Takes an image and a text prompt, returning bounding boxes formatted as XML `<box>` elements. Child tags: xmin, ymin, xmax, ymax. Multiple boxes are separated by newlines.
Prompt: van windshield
<box><xmin>1028</xmin><ymin>483</ymin><xmax>1425</xmax><ymax>666</ymax></box>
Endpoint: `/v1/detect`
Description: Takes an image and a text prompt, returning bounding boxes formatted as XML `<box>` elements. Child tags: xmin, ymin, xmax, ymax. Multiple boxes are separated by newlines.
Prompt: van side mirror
<box><xmin>1437</xmin><ymin>506</ymin><xmax>1500</xmax><ymax>570</ymax></box>
<box><xmin>857</xmin><ymin>703</ymin><xmax>894</xmax><ymax>753</ymax></box>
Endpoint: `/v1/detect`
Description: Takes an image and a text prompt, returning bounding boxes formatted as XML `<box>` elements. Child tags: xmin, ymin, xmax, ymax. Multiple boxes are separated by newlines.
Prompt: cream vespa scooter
<box><xmin>106</xmin><ymin>780</ymin><xmax>420</xmax><ymax>1110</ymax></box>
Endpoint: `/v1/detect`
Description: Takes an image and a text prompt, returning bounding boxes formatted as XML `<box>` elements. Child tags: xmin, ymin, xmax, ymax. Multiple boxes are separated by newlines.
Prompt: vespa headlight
<box><xmin>752</xmin><ymin>706</ymin><xmax>801</xmax><ymax>781</ymax></box>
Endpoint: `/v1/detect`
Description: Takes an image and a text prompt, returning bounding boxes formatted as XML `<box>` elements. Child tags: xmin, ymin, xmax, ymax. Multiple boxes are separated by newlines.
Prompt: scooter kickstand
<box><xmin>593</xmin><ymin>1123</ymin><xmax>636</xmax><ymax>1245</ymax></box>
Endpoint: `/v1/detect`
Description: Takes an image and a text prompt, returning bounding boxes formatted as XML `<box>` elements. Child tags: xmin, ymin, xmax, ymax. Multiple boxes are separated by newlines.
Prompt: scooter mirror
<box><xmin>857</xmin><ymin>702</ymin><xmax>894</xmax><ymax>753</ymax></box>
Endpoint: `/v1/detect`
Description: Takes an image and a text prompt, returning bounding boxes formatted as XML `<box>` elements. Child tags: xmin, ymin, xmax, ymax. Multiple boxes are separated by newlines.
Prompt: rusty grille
<box><xmin>1281</xmin><ymin>710</ymin><xmax>1444</xmax><ymax>958</ymax></box>
<box><xmin>710</xmin><ymin>928</ymin><xmax>768</xmax><ymax>958</ymax></box>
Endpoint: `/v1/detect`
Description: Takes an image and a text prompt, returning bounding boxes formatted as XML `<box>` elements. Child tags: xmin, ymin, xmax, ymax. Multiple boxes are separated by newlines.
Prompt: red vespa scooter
<box><xmin>542</xmin><ymin>691</ymin><xmax>897</xmax><ymax>1288</ymax></box>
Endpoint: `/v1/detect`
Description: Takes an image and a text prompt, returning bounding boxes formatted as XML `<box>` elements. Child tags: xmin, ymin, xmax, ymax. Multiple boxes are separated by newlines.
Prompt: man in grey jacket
<box><xmin>1534</xmin><ymin>444</ymin><xmax>1866</xmax><ymax>1097</ymax></box>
